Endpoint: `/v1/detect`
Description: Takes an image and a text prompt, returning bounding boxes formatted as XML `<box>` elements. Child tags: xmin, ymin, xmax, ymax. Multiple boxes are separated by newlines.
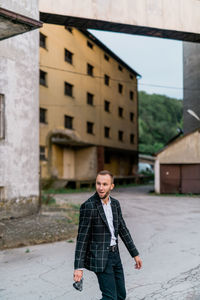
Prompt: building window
<box><xmin>130</xmin><ymin>74</ymin><xmax>134</xmax><ymax>79</ymax></box>
<box><xmin>118</xmin><ymin>107</ymin><xmax>123</xmax><ymax>118</ymax></box>
<box><xmin>65</xmin><ymin>48</ymin><xmax>73</xmax><ymax>64</ymax></box>
<box><xmin>65</xmin><ymin>26</ymin><xmax>73</xmax><ymax>33</ymax></box>
<box><xmin>118</xmin><ymin>65</ymin><xmax>123</xmax><ymax>71</ymax></box>
<box><xmin>130</xmin><ymin>112</ymin><xmax>134</xmax><ymax>122</ymax></box>
<box><xmin>130</xmin><ymin>134</ymin><xmax>135</xmax><ymax>144</ymax></box>
<box><xmin>87</xmin><ymin>92</ymin><xmax>94</xmax><ymax>106</ymax></box>
<box><xmin>64</xmin><ymin>115</ymin><xmax>73</xmax><ymax>129</ymax></box>
<box><xmin>87</xmin><ymin>63</ymin><xmax>94</xmax><ymax>76</ymax></box>
<box><xmin>40</xmin><ymin>70</ymin><xmax>47</xmax><ymax>86</ymax></box>
<box><xmin>40</xmin><ymin>108</ymin><xmax>47</xmax><ymax>124</ymax></box>
<box><xmin>87</xmin><ymin>40</ymin><xmax>93</xmax><ymax>49</ymax></box>
<box><xmin>118</xmin><ymin>130</ymin><xmax>123</xmax><ymax>142</ymax></box>
<box><xmin>130</xmin><ymin>90</ymin><xmax>134</xmax><ymax>100</ymax></box>
<box><xmin>87</xmin><ymin>121</ymin><xmax>94</xmax><ymax>134</ymax></box>
<box><xmin>64</xmin><ymin>82</ymin><xmax>73</xmax><ymax>97</ymax></box>
<box><xmin>40</xmin><ymin>32</ymin><xmax>46</xmax><ymax>49</ymax></box>
<box><xmin>104</xmin><ymin>54</ymin><xmax>109</xmax><ymax>61</ymax></box>
<box><xmin>0</xmin><ymin>94</ymin><xmax>5</xmax><ymax>140</ymax></box>
<box><xmin>104</xmin><ymin>74</ymin><xmax>110</xmax><ymax>86</ymax></box>
<box><xmin>118</xmin><ymin>83</ymin><xmax>123</xmax><ymax>94</ymax></box>
<box><xmin>104</xmin><ymin>152</ymin><xmax>111</xmax><ymax>164</ymax></box>
<box><xmin>104</xmin><ymin>100</ymin><xmax>110</xmax><ymax>112</ymax></box>
<box><xmin>104</xmin><ymin>127</ymin><xmax>110</xmax><ymax>138</ymax></box>
<box><xmin>40</xmin><ymin>146</ymin><xmax>46</xmax><ymax>161</ymax></box>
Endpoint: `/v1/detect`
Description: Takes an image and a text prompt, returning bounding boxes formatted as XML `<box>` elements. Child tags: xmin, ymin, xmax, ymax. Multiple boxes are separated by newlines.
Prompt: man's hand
<box><xmin>134</xmin><ymin>256</ymin><xmax>142</xmax><ymax>269</ymax></box>
<box><xmin>74</xmin><ymin>269</ymin><xmax>83</xmax><ymax>282</ymax></box>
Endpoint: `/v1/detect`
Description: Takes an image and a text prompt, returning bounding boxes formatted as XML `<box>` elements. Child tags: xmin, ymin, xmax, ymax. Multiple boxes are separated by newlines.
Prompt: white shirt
<box><xmin>101</xmin><ymin>197</ymin><xmax>117</xmax><ymax>246</ymax></box>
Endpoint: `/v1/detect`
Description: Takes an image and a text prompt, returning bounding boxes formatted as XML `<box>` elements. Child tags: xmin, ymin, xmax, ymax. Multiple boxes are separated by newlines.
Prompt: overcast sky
<box><xmin>89</xmin><ymin>30</ymin><xmax>183</xmax><ymax>100</ymax></box>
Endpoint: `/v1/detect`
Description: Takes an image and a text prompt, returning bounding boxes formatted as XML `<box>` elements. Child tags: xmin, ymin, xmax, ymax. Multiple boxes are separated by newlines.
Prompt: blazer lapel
<box><xmin>94</xmin><ymin>193</ymin><xmax>110</xmax><ymax>230</ymax></box>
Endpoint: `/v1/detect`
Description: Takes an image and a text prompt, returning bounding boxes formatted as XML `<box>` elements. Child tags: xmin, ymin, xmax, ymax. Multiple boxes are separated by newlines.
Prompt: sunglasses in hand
<box><xmin>73</xmin><ymin>278</ymin><xmax>83</xmax><ymax>292</ymax></box>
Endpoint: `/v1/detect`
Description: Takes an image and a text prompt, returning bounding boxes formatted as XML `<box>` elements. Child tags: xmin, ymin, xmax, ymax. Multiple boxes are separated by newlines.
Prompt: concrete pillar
<box><xmin>97</xmin><ymin>146</ymin><xmax>104</xmax><ymax>172</ymax></box>
<box><xmin>0</xmin><ymin>0</ymin><xmax>40</xmax><ymax>219</ymax></box>
<box><xmin>183</xmin><ymin>42</ymin><xmax>200</xmax><ymax>134</ymax></box>
<box><xmin>154</xmin><ymin>159</ymin><xmax>160</xmax><ymax>194</ymax></box>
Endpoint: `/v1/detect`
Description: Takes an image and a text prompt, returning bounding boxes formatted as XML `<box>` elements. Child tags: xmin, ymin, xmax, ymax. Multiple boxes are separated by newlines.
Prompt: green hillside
<box><xmin>138</xmin><ymin>91</ymin><xmax>183</xmax><ymax>154</ymax></box>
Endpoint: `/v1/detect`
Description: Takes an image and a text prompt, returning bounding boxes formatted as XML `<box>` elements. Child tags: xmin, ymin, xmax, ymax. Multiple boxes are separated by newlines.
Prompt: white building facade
<box><xmin>0</xmin><ymin>0</ymin><xmax>41</xmax><ymax>219</ymax></box>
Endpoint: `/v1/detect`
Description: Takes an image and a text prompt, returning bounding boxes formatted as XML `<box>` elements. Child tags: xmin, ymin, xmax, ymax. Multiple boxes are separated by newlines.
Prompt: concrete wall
<box><xmin>39</xmin><ymin>0</ymin><xmax>200</xmax><ymax>36</ymax></box>
<box><xmin>183</xmin><ymin>42</ymin><xmax>200</xmax><ymax>134</ymax></box>
<box><xmin>0</xmin><ymin>0</ymin><xmax>39</xmax><ymax>219</ymax></box>
<box><xmin>75</xmin><ymin>147</ymin><xmax>97</xmax><ymax>180</ymax></box>
<box><xmin>154</xmin><ymin>130</ymin><xmax>200</xmax><ymax>193</ymax></box>
<box><xmin>157</xmin><ymin>131</ymin><xmax>200</xmax><ymax>164</ymax></box>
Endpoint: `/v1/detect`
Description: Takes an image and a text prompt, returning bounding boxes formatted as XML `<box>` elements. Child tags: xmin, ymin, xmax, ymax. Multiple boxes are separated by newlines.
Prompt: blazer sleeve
<box><xmin>117</xmin><ymin>202</ymin><xmax>139</xmax><ymax>257</ymax></box>
<box><xmin>74</xmin><ymin>202</ymin><xmax>93</xmax><ymax>269</ymax></box>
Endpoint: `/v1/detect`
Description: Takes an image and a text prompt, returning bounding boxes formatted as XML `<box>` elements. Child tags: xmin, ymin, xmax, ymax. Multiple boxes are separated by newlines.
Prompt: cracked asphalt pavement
<box><xmin>1</xmin><ymin>185</ymin><xmax>200</xmax><ymax>300</ymax></box>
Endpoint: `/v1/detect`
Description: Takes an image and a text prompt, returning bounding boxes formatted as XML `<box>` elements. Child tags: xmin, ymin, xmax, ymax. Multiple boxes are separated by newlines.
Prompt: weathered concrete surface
<box><xmin>1</xmin><ymin>186</ymin><xmax>200</xmax><ymax>299</ymax></box>
<box><xmin>0</xmin><ymin>0</ymin><xmax>40</xmax><ymax>219</ymax></box>
<box><xmin>183</xmin><ymin>42</ymin><xmax>200</xmax><ymax>134</ymax></box>
<box><xmin>39</xmin><ymin>0</ymin><xmax>200</xmax><ymax>37</ymax></box>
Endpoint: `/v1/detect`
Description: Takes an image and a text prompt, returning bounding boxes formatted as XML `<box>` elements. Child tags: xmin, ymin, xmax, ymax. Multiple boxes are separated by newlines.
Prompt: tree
<box><xmin>138</xmin><ymin>91</ymin><xmax>183</xmax><ymax>155</ymax></box>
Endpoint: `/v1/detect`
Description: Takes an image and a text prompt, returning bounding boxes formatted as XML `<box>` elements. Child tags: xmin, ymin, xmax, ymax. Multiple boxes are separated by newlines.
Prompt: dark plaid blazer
<box><xmin>74</xmin><ymin>192</ymin><xmax>139</xmax><ymax>272</ymax></box>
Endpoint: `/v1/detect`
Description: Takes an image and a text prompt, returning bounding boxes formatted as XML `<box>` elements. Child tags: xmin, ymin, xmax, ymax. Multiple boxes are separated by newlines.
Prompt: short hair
<box><xmin>96</xmin><ymin>170</ymin><xmax>114</xmax><ymax>183</ymax></box>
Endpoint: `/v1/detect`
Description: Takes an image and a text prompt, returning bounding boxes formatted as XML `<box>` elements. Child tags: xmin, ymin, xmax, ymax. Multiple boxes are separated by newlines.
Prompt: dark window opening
<box><xmin>130</xmin><ymin>90</ymin><xmax>134</xmax><ymax>100</ymax></box>
<box><xmin>104</xmin><ymin>152</ymin><xmax>111</xmax><ymax>164</ymax></box>
<box><xmin>130</xmin><ymin>74</ymin><xmax>133</xmax><ymax>79</ymax></box>
<box><xmin>40</xmin><ymin>70</ymin><xmax>47</xmax><ymax>86</ymax></box>
<box><xmin>65</xmin><ymin>49</ymin><xmax>73</xmax><ymax>64</ymax></box>
<box><xmin>87</xmin><ymin>122</ymin><xmax>94</xmax><ymax>134</ymax></box>
<box><xmin>118</xmin><ymin>83</ymin><xmax>123</xmax><ymax>94</ymax></box>
<box><xmin>118</xmin><ymin>131</ymin><xmax>123</xmax><ymax>142</ymax></box>
<box><xmin>40</xmin><ymin>146</ymin><xmax>46</xmax><ymax>160</ymax></box>
<box><xmin>104</xmin><ymin>74</ymin><xmax>110</xmax><ymax>86</ymax></box>
<box><xmin>104</xmin><ymin>127</ymin><xmax>110</xmax><ymax>138</ymax></box>
<box><xmin>64</xmin><ymin>82</ymin><xmax>73</xmax><ymax>97</ymax></box>
<box><xmin>40</xmin><ymin>108</ymin><xmax>47</xmax><ymax>124</ymax></box>
<box><xmin>0</xmin><ymin>186</ymin><xmax>5</xmax><ymax>201</ymax></box>
<box><xmin>118</xmin><ymin>65</ymin><xmax>123</xmax><ymax>71</ymax></box>
<box><xmin>65</xmin><ymin>26</ymin><xmax>73</xmax><ymax>33</ymax></box>
<box><xmin>130</xmin><ymin>112</ymin><xmax>134</xmax><ymax>122</ymax></box>
<box><xmin>130</xmin><ymin>134</ymin><xmax>135</xmax><ymax>144</ymax></box>
<box><xmin>118</xmin><ymin>107</ymin><xmax>123</xmax><ymax>118</ymax></box>
<box><xmin>0</xmin><ymin>94</ymin><xmax>5</xmax><ymax>139</ymax></box>
<box><xmin>87</xmin><ymin>63</ymin><xmax>94</xmax><ymax>76</ymax></box>
<box><xmin>87</xmin><ymin>41</ymin><xmax>93</xmax><ymax>49</ymax></box>
<box><xmin>104</xmin><ymin>54</ymin><xmax>109</xmax><ymax>61</ymax></box>
<box><xmin>104</xmin><ymin>100</ymin><xmax>110</xmax><ymax>112</ymax></box>
<box><xmin>64</xmin><ymin>115</ymin><xmax>73</xmax><ymax>129</ymax></box>
<box><xmin>87</xmin><ymin>92</ymin><xmax>94</xmax><ymax>106</ymax></box>
<box><xmin>40</xmin><ymin>32</ymin><xmax>46</xmax><ymax>49</ymax></box>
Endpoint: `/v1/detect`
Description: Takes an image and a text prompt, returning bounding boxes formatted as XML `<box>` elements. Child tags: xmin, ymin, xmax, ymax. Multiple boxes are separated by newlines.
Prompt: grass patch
<box><xmin>42</xmin><ymin>194</ymin><xmax>56</xmax><ymax>205</ymax></box>
<box><xmin>43</xmin><ymin>187</ymin><xmax>94</xmax><ymax>195</ymax></box>
<box><xmin>42</xmin><ymin>182</ymin><xmax>154</xmax><ymax>195</ymax></box>
<box><xmin>66</xmin><ymin>204</ymin><xmax>80</xmax><ymax>225</ymax></box>
<box><xmin>149</xmin><ymin>191</ymin><xmax>200</xmax><ymax>197</ymax></box>
<box><xmin>115</xmin><ymin>182</ymin><xmax>153</xmax><ymax>188</ymax></box>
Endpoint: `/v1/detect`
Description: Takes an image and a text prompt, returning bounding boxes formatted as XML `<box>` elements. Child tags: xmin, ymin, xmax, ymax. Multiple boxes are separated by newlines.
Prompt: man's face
<box><xmin>96</xmin><ymin>174</ymin><xmax>114</xmax><ymax>200</ymax></box>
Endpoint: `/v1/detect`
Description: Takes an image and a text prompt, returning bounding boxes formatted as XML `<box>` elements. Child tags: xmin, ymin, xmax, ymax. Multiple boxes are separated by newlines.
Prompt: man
<box><xmin>73</xmin><ymin>170</ymin><xmax>142</xmax><ymax>299</ymax></box>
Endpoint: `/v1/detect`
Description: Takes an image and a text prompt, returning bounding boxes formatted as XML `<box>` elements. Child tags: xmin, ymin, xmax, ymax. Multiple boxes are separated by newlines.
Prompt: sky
<box><xmin>89</xmin><ymin>30</ymin><xmax>183</xmax><ymax>100</ymax></box>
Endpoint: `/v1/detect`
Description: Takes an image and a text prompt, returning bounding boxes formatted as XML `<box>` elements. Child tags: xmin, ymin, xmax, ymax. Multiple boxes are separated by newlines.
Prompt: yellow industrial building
<box><xmin>39</xmin><ymin>24</ymin><xmax>140</xmax><ymax>187</ymax></box>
